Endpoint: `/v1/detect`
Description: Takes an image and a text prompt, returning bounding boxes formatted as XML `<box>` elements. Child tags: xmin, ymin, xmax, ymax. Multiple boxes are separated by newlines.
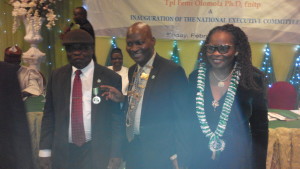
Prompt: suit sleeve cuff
<box><xmin>170</xmin><ymin>154</ymin><xmax>177</xmax><ymax>161</ymax></box>
<box><xmin>39</xmin><ymin>149</ymin><xmax>52</xmax><ymax>157</ymax></box>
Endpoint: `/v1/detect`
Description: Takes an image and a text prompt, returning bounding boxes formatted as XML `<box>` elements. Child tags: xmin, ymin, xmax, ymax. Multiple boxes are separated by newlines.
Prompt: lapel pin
<box><xmin>151</xmin><ymin>75</ymin><xmax>155</xmax><ymax>79</ymax></box>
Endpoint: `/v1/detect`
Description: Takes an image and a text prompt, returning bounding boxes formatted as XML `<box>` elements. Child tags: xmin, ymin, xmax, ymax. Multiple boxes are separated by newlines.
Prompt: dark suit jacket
<box><xmin>40</xmin><ymin>63</ymin><xmax>123</xmax><ymax>169</ymax></box>
<box><xmin>80</xmin><ymin>20</ymin><xmax>97</xmax><ymax>63</ymax></box>
<box><xmin>188</xmin><ymin>69</ymin><xmax>268</xmax><ymax>169</ymax></box>
<box><xmin>125</xmin><ymin>54</ymin><xmax>190</xmax><ymax>168</ymax></box>
<box><xmin>0</xmin><ymin>62</ymin><xmax>33</xmax><ymax>169</ymax></box>
<box><xmin>80</xmin><ymin>20</ymin><xmax>95</xmax><ymax>40</ymax></box>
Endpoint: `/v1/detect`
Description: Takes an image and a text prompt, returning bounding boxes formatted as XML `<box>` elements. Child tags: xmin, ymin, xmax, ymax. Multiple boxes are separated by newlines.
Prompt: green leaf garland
<box><xmin>195</xmin><ymin>62</ymin><xmax>241</xmax><ymax>159</ymax></box>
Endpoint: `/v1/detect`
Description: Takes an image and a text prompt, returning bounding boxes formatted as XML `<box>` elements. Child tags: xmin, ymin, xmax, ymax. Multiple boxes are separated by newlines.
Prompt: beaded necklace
<box><xmin>195</xmin><ymin>62</ymin><xmax>241</xmax><ymax>160</ymax></box>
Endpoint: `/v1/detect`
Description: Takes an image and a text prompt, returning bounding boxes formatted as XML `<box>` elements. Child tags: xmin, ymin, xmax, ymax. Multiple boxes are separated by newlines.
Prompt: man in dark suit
<box><xmin>60</xmin><ymin>7</ymin><xmax>95</xmax><ymax>40</ymax></box>
<box><xmin>39</xmin><ymin>29</ymin><xmax>123</xmax><ymax>169</ymax></box>
<box><xmin>102</xmin><ymin>22</ymin><xmax>190</xmax><ymax>169</ymax></box>
<box><xmin>0</xmin><ymin>61</ymin><xmax>33</xmax><ymax>169</ymax></box>
<box><xmin>73</xmin><ymin>7</ymin><xmax>95</xmax><ymax>40</ymax></box>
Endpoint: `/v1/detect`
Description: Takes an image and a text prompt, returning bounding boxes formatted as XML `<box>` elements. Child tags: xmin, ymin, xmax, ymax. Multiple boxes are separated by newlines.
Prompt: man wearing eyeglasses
<box><xmin>39</xmin><ymin>29</ymin><xmax>123</xmax><ymax>169</ymax></box>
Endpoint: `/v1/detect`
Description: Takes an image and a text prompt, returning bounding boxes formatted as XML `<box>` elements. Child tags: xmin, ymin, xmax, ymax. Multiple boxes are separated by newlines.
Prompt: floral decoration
<box><xmin>10</xmin><ymin>0</ymin><xmax>58</xmax><ymax>33</ymax></box>
<box><xmin>140</xmin><ymin>72</ymin><xmax>150</xmax><ymax>80</ymax></box>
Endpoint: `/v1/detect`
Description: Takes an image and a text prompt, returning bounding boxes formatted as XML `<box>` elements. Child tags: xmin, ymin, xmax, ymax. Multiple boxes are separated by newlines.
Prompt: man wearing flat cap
<box><xmin>39</xmin><ymin>29</ymin><xmax>124</xmax><ymax>169</ymax></box>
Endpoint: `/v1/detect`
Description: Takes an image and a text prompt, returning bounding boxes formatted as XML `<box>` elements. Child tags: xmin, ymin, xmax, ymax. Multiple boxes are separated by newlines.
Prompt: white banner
<box><xmin>86</xmin><ymin>0</ymin><xmax>300</xmax><ymax>43</ymax></box>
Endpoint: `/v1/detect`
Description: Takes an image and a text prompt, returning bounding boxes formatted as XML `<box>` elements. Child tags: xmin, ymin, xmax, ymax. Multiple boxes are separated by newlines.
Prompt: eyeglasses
<box><xmin>205</xmin><ymin>44</ymin><xmax>233</xmax><ymax>54</ymax></box>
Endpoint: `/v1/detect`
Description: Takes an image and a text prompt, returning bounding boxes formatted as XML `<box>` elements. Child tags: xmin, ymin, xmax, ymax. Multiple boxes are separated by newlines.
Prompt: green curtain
<box><xmin>0</xmin><ymin>0</ymin><xmax>83</xmax><ymax>78</ymax></box>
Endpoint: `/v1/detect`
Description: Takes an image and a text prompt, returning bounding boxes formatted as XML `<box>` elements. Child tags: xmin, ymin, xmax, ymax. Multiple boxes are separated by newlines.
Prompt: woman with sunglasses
<box><xmin>188</xmin><ymin>24</ymin><xmax>268</xmax><ymax>169</ymax></box>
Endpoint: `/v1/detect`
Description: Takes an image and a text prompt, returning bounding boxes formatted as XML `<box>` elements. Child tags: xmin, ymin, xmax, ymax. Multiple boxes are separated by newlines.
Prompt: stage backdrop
<box><xmin>86</xmin><ymin>0</ymin><xmax>300</xmax><ymax>44</ymax></box>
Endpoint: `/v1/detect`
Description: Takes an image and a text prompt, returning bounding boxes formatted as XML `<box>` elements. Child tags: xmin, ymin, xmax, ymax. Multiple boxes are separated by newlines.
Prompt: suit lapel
<box><xmin>63</xmin><ymin>66</ymin><xmax>72</xmax><ymax>115</ymax></box>
<box><xmin>91</xmin><ymin>64</ymin><xmax>104</xmax><ymax>125</ymax></box>
<box><xmin>143</xmin><ymin>54</ymin><xmax>161</xmax><ymax>102</ymax></box>
<box><xmin>128</xmin><ymin>55</ymin><xmax>162</xmax><ymax>105</ymax></box>
<box><xmin>92</xmin><ymin>64</ymin><xmax>104</xmax><ymax>90</ymax></box>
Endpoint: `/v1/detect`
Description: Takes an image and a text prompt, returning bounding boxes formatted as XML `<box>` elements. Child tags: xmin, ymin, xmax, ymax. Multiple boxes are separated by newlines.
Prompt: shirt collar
<box><xmin>137</xmin><ymin>51</ymin><xmax>156</xmax><ymax>70</ymax></box>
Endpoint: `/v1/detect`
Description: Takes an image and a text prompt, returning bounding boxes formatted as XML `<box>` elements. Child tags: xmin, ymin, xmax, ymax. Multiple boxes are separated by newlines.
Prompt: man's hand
<box><xmin>100</xmin><ymin>85</ymin><xmax>124</xmax><ymax>102</ymax></box>
<box><xmin>107</xmin><ymin>158</ymin><xmax>122</xmax><ymax>169</ymax></box>
<box><xmin>39</xmin><ymin>157</ymin><xmax>51</xmax><ymax>169</ymax></box>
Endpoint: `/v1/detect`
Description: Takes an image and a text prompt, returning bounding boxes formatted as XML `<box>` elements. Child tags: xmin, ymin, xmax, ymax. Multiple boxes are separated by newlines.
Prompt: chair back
<box><xmin>268</xmin><ymin>81</ymin><xmax>297</xmax><ymax>110</ymax></box>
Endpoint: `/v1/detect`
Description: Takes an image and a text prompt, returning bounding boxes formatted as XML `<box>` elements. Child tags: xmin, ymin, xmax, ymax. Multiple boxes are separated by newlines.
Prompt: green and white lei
<box><xmin>195</xmin><ymin>62</ymin><xmax>241</xmax><ymax>160</ymax></box>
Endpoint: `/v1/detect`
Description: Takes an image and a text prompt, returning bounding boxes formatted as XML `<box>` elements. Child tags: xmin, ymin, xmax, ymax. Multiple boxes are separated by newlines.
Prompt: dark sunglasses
<box><xmin>65</xmin><ymin>44</ymin><xmax>92</xmax><ymax>52</ymax></box>
<box><xmin>205</xmin><ymin>44</ymin><xmax>233</xmax><ymax>54</ymax></box>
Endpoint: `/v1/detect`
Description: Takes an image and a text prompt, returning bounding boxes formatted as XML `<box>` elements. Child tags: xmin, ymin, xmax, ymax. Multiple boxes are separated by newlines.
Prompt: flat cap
<box><xmin>62</xmin><ymin>29</ymin><xmax>94</xmax><ymax>45</ymax></box>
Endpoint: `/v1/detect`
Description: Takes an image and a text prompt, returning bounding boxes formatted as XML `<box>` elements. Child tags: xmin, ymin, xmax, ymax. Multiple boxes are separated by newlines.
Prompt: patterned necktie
<box><xmin>71</xmin><ymin>70</ymin><xmax>85</xmax><ymax>146</ymax></box>
<box><xmin>126</xmin><ymin>68</ymin><xmax>144</xmax><ymax>142</ymax></box>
